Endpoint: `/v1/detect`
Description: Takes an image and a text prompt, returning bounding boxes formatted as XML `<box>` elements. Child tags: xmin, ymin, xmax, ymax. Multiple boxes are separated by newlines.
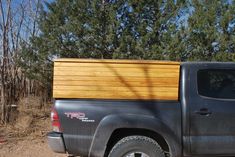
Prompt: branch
<box><xmin>0</xmin><ymin>0</ymin><xmax>5</xmax><ymax>29</ymax></box>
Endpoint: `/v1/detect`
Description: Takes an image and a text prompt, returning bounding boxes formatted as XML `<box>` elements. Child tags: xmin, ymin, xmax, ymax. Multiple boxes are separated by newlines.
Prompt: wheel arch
<box><xmin>104</xmin><ymin>128</ymin><xmax>169</xmax><ymax>157</ymax></box>
<box><xmin>88</xmin><ymin>114</ymin><xmax>181</xmax><ymax>157</ymax></box>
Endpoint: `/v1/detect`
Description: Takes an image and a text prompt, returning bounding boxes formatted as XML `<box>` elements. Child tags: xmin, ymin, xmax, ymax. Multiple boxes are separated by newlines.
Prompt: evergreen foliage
<box><xmin>18</xmin><ymin>0</ymin><xmax>235</xmax><ymax>87</ymax></box>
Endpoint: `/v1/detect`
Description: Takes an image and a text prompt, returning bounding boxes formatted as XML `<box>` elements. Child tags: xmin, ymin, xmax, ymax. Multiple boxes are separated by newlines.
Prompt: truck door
<box><xmin>189</xmin><ymin>64</ymin><xmax>235</xmax><ymax>155</ymax></box>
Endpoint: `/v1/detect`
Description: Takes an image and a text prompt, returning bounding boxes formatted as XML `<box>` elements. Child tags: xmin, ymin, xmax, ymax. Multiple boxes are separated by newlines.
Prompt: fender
<box><xmin>88</xmin><ymin>114</ymin><xmax>181</xmax><ymax>157</ymax></box>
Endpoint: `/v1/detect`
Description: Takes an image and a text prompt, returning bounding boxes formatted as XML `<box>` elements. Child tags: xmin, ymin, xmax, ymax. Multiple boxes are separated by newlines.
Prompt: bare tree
<box><xmin>0</xmin><ymin>0</ymin><xmax>11</xmax><ymax>123</ymax></box>
<box><xmin>0</xmin><ymin>0</ymin><xmax>43</xmax><ymax>124</ymax></box>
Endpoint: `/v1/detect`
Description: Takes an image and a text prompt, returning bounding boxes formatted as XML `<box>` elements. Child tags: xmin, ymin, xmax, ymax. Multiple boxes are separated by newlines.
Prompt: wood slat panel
<box><xmin>53</xmin><ymin>59</ymin><xmax>180</xmax><ymax>100</ymax></box>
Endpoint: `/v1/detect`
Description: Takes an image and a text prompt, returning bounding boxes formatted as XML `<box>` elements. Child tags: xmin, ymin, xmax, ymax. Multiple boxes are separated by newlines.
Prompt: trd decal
<box><xmin>64</xmin><ymin>112</ymin><xmax>85</xmax><ymax>119</ymax></box>
<box><xmin>64</xmin><ymin>112</ymin><xmax>95</xmax><ymax>122</ymax></box>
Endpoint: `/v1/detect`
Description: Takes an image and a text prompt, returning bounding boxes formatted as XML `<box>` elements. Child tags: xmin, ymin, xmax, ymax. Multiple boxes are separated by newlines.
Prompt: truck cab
<box><xmin>182</xmin><ymin>62</ymin><xmax>235</xmax><ymax>156</ymax></box>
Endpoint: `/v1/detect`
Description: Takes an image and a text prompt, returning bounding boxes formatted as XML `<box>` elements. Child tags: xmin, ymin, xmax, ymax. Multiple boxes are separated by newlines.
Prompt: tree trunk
<box><xmin>1</xmin><ymin>30</ymin><xmax>7</xmax><ymax>124</ymax></box>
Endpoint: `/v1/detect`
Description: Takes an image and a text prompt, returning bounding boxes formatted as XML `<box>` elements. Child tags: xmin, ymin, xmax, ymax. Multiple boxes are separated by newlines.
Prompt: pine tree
<box><xmin>18</xmin><ymin>0</ymin><xmax>235</xmax><ymax>93</ymax></box>
<box><xmin>184</xmin><ymin>0</ymin><xmax>235</xmax><ymax>61</ymax></box>
<box><xmin>113</xmin><ymin>0</ymin><xmax>186</xmax><ymax>59</ymax></box>
<box><xmin>214</xmin><ymin>0</ymin><xmax>235</xmax><ymax>61</ymax></box>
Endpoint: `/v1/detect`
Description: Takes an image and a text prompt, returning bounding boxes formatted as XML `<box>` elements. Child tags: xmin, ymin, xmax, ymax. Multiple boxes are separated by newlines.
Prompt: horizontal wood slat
<box><xmin>53</xmin><ymin>59</ymin><xmax>180</xmax><ymax>100</ymax></box>
<box><xmin>54</xmin><ymin>62</ymin><xmax>179</xmax><ymax>68</ymax></box>
<box><xmin>53</xmin><ymin>86</ymin><xmax>178</xmax><ymax>92</ymax></box>
<box><xmin>54</xmin><ymin>58</ymin><xmax>180</xmax><ymax>64</ymax></box>
<box><xmin>54</xmin><ymin>67</ymin><xmax>179</xmax><ymax>73</ymax></box>
<box><xmin>53</xmin><ymin>76</ymin><xmax>177</xmax><ymax>81</ymax></box>
<box><xmin>53</xmin><ymin>91</ymin><xmax>177</xmax><ymax>100</ymax></box>
<box><xmin>54</xmin><ymin>79</ymin><xmax>178</xmax><ymax>87</ymax></box>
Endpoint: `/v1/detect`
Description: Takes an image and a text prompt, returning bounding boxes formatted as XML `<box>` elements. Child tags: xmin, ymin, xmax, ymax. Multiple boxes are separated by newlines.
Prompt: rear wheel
<box><xmin>108</xmin><ymin>136</ymin><xmax>165</xmax><ymax>157</ymax></box>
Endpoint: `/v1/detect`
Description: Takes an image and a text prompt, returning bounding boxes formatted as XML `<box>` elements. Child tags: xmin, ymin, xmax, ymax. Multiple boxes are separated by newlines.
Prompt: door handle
<box><xmin>195</xmin><ymin>108</ymin><xmax>212</xmax><ymax>116</ymax></box>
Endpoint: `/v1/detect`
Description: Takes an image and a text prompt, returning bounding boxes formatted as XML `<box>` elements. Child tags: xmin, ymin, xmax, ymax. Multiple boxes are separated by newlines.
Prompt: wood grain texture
<box><xmin>53</xmin><ymin>59</ymin><xmax>180</xmax><ymax>100</ymax></box>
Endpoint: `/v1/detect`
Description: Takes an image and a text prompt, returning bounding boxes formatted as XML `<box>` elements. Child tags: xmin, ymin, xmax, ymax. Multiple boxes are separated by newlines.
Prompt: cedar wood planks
<box><xmin>53</xmin><ymin>59</ymin><xmax>180</xmax><ymax>100</ymax></box>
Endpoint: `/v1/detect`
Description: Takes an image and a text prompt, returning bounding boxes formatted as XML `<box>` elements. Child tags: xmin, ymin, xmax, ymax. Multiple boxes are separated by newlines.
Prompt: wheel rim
<box><xmin>124</xmin><ymin>152</ymin><xmax>150</xmax><ymax>157</ymax></box>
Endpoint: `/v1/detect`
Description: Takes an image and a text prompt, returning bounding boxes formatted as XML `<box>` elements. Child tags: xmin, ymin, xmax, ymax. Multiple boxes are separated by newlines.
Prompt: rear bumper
<box><xmin>47</xmin><ymin>132</ymin><xmax>66</xmax><ymax>153</ymax></box>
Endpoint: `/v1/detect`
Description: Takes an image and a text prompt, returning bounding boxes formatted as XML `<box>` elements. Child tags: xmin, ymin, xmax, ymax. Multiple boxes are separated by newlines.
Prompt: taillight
<box><xmin>51</xmin><ymin>108</ymin><xmax>61</xmax><ymax>132</ymax></box>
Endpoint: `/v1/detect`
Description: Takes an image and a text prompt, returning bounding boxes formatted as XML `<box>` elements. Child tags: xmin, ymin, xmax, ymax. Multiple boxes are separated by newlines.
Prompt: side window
<box><xmin>197</xmin><ymin>69</ymin><xmax>235</xmax><ymax>99</ymax></box>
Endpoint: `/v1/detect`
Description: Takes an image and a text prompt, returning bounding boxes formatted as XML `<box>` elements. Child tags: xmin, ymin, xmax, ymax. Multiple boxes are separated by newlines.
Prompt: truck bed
<box><xmin>54</xmin><ymin>99</ymin><xmax>182</xmax><ymax>156</ymax></box>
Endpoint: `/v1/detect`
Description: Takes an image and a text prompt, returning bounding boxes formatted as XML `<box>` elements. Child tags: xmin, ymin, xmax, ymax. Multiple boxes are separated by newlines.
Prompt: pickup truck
<box><xmin>47</xmin><ymin>59</ymin><xmax>235</xmax><ymax>157</ymax></box>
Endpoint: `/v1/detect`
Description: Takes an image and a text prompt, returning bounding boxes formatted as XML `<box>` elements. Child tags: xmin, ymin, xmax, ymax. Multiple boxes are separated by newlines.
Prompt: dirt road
<box><xmin>0</xmin><ymin>114</ymin><xmax>67</xmax><ymax>157</ymax></box>
<box><xmin>0</xmin><ymin>136</ymin><xmax>67</xmax><ymax>157</ymax></box>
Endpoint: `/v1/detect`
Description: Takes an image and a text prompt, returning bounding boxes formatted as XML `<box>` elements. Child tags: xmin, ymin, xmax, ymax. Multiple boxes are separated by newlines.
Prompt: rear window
<box><xmin>197</xmin><ymin>69</ymin><xmax>235</xmax><ymax>99</ymax></box>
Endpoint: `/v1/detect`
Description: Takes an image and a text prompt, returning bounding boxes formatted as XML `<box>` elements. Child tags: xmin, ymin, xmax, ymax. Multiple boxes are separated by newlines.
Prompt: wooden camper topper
<box><xmin>53</xmin><ymin>59</ymin><xmax>180</xmax><ymax>100</ymax></box>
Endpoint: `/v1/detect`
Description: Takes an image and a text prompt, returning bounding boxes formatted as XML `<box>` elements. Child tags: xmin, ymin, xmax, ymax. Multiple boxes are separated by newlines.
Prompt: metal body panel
<box><xmin>183</xmin><ymin>62</ymin><xmax>235</xmax><ymax>156</ymax></box>
<box><xmin>55</xmin><ymin>99</ymin><xmax>182</xmax><ymax>157</ymax></box>
<box><xmin>47</xmin><ymin>132</ymin><xmax>66</xmax><ymax>153</ymax></box>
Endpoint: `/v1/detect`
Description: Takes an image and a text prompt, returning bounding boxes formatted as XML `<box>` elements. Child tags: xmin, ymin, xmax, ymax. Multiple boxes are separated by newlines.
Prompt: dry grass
<box><xmin>0</xmin><ymin>97</ymin><xmax>65</xmax><ymax>157</ymax></box>
<box><xmin>1</xmin><ymin>96</ymin><xmax>52</xmax><ymax>143</ymax></box>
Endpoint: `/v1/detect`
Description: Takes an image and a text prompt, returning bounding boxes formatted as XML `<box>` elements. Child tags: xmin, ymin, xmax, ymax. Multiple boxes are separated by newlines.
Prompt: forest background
<box><xmin>0</xmin><ymin>0</ymin><xmax>234</xmax><ymax>123</ymax></box>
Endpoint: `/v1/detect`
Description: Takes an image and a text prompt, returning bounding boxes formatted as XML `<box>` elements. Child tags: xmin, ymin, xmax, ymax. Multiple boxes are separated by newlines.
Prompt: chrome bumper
<box><xmin>47</xmin><ymin>132</ymin><xmax>66</xmax><ymax>153</ymax></box>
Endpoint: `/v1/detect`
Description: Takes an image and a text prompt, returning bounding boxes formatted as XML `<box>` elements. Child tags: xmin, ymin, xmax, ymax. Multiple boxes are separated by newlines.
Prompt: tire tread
<box><xmin>108</xmin><ymin>136</ymin><xmax>165</xmax><ymax>157</ymax></box>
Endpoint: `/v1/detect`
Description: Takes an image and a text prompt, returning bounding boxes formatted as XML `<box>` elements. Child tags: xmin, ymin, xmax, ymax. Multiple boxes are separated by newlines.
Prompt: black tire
<box><xmin>108</xmin><ymin>136</ymin><xmax>165</xmax><ymax>157</ymax></box>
